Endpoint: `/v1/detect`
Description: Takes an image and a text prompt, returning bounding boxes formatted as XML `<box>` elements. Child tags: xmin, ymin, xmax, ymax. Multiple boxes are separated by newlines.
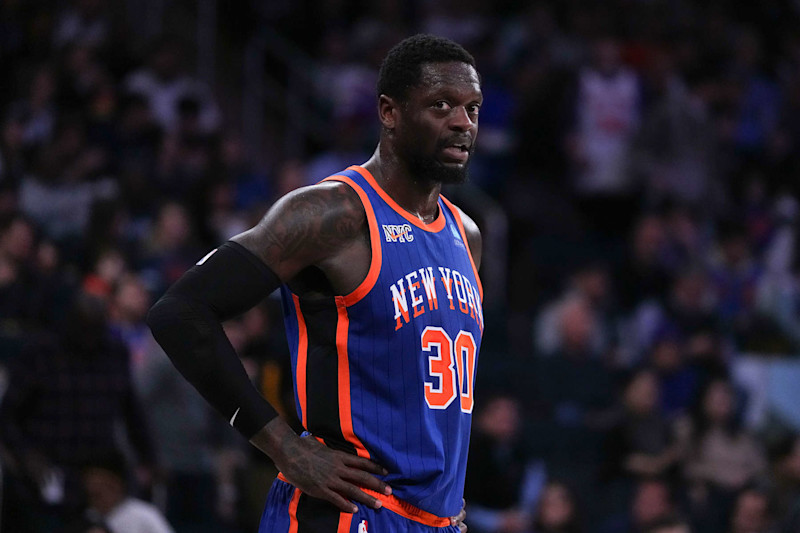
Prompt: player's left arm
<box><xmin>455</xmin><ymin>206</ymin><xmax>482</xmax><ymax>270</ymax></box>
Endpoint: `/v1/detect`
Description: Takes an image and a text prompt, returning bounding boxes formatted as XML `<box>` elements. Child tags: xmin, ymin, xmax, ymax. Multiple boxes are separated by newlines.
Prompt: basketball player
<box><xmin>148</xmin><ymin>34</ymin><xmax>483</xmax><ymax>532</ymax></box>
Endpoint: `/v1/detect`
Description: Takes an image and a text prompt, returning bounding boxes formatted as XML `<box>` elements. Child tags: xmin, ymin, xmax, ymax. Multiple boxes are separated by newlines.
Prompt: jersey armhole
<box><xmin>320</xmin><ymin>175</ymin><xmax>382</xmax><ymax>306</ymax></box>
<box><xmin>440</xmin><ymin>196</ymin><xmax>483</xmax><ymax>302</ymax></box>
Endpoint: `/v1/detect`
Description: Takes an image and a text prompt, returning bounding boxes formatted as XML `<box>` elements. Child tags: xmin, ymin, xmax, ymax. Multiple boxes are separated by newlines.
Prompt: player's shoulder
<box><xmin>279</xmin><ymin>179</ymin><xmax>366</xmax><ymax>226</ymax></box>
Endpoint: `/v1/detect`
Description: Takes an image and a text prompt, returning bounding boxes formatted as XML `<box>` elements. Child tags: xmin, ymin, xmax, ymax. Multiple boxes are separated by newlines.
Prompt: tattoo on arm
<box><xmin>234</xmin><ymin>183</ymin><xmax>366</xmax><ymax>278</ymax></box>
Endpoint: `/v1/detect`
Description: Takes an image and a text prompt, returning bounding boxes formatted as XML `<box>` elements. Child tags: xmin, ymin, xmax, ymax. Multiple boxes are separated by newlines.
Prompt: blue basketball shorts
<box><xmin>259</xmin><ymin>477</ymin><xmax>461</xmax><ymax>533</ymax></box>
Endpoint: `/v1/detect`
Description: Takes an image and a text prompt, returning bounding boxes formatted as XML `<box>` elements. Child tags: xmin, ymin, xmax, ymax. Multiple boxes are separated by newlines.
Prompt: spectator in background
<box><xmin>206</xmin><ymin>179</ymin><xmax>250</xmax><ymax>243</ymax></box>
<box><xmin>599</xmin><ymin>477</ymin><xmax>679</xmax><ymax>533</ymax></box>
<box><xmin>530</xmin><ymin>295</ymin><xmax>615</xmax><ymax>504</ymax></box>
<box><xmin>708</xmin><ymin>219</ymin><xmax>786</xmax><ymax>352</ymax></box>
<box><xmin>630</xmin><ymin>478</ymin><xmax>680</xmax><ymax>533</ymax></box>
<box><xmin>648</xmin><ymin>330</ymin><xmax>698</xmax><ymax>419</ymax></box>
<box><xmin>773</xmin><ymin>41</ymin><xmax>800</xmax><ymax>181</ymax></box>
<box><xmin>625</xmin><ymin>266</ymin><xmax>719</xmax><ymax>369</ymax></box>
<box><xmin>616</xmin><ymin>214</ymin><xmax>673</xmax><ymax>313</ymax></box>
<box><xmin>541</xmin><ymin>294</ymin><xmax>602</xmax><ymax>360</ymax></box>
<box><xmin>565</xmin><ymin>35</ymin><xmax>642</xmax><ymax>235</ymax></box>
<box><xmin>11</xmin><ymin>64</ymin><xmax>57</xmax><ymax>148</ymax></box>
<box><xmin>0</xmin><ymin>108</ymin><xmax>29</xmax><ymax>191</ymax></box>
<box><xmin>632</xmin><ymin>48</ymin><xmax>717</xmax><ymax>211</ymax></box>
<box><xmin>133</xmin><ymin>325</ymin><xmax>243</xmax><ymax>532</ymax></box>
<box><xmin>729</xmin><ymin>29</ymin><xmax>781</xmax><ymax>163</ymax></box>
<box><xmin>108</xmin><ymin>273</ymin><xmax>152</xmax><ymax>371</ymax></box>
<box><xmin>508</xmin><ymin>27</ymin><xmax>573</xmax><ymax>184</ymax></box>
<box><xmin>684</xmin><ymin>330</ymin><xmax>729</xmax><ymax>395</ymax></box>
<box><xmin>531</xmin><ymin>480</ymin><xmax>584</xmax><ymax>533</ymax></box>
<box><xmin>0</xmin><ymin>213</ymin><xmax>72</xmax><ymax>335</ymax></box>
<box><xmin>79</xmin><ymin>450</ymin><xmax>174</xmax><ymax>533</ymax></box>
<box><xmin>314</xmin><ymin>30</ymin><xmax>379</xmax><ymax>127</ymax></box>
<box><xmin>84</xmin><ymin>198</ymin><xmax>142</xmax><ymax>268</ymax></box>
<box><xmin>138</xmin><ymin>201</ymin><xmax>204</xmax><ymax>294</ymax></box>
<box><xmin>124</xmin><ymin>35</ymin><xmax>220</xmax><ymax>135</ymax></box>
<box><xmin>465</xmin><ymin>395</ymin><xmax>543</xmax><ymax>533</ymax></box>
<box><xmin>219</xmin><ymin>134</ymin><xmax>272</xmax><ymax>213</ymax></box>
<box><xmin>534</xmin><ymin>261</ymin><xmax>612</xmax><ymax>359</ymax></box>
<box><xmin>305</xmin><ymin>115</ymin><xmax>370</xmax><ymax>185</ymax></box>
<box><xmin>52</xmin><ymin>0</ymin><xmax>110</xmax><ymax>50</ymax></box>
<box><xmin>741</xmin><ymin>178</ymin><xmax>774</xmax><ymax>256</ymax></box>
<box><xmin>58</xmin><ymin>42</ymin><xmax>110</xmax><ymax>110</ymax></box>
<box><xmin>115</xmin><ymin>92</ymin><xmax>163</xmax><ymax>212</ymax></box>
<box><xmin>681</xmin><ymin>378</ymin><xmax>768</xmax><ymax>532</ymax></box>
<box><xmin>768</xmin><ymin>434</ymin><xmax>800</xmax><ymax>527</ymax></box>
<box><xmin>421</xmin><ymin>0</ymin><xmax>488</xmax><ymax>50</ymax></box>
<box><xmin>756</xmin><ymin>194</ymin><xmax>800</xmax><ymax>351</ymax></box>
<box><xmin>82</xmin><ymin>246</ymin><xmax>128</xmax><ymax>300</ymax></box>
<box><xmin>18</xmin><ymin>114</ymin><xmax>117</xmax><ymax>246</ymax></box>
<box><xmin>709</xmin><ymin>220</ymin><xmax>761</xmax><ymax>332</ymax></box>
<box><xmin>155</xmin><ymin>95</ymin><xmax>218</xmax><ymax>201</ymax></box>
<box><xmin>0</xmin><ymin>213</ymin><xmax>38</xmax><ymax>325</ymax></box>
<box><xmin>0</xmin><ymin>292</ymin><xmax>156</xmax><ymax>532</ymax></box>
<box><xmin>603</xmin><ymin>369</ymin><xmax>679</xmax><ymax>485</ymax></box>
<box><xmin>660</xmin><ymin>206</ymin><xmax>708</xmax><ymax>275</ymax></box>
<box><xmin>27</xmin><ymin>236</ymin><xmax>74</xmax><ymax>329</ymax></box>
<box><xmin>728</xmin><ymin>488</ymin><xmax>775</xmax><ymax>533</ymax></box>
<box><xmin>660</xmin><ymin>269</ymin><xmax>717</xmax><ymax>343</ymax></box>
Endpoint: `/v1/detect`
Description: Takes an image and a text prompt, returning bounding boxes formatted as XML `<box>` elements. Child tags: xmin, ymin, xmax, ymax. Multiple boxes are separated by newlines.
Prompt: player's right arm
<box><xmin>147</xmin><ymin>181</ymin><xmax>391</xmax><ymax>513</ymax></box>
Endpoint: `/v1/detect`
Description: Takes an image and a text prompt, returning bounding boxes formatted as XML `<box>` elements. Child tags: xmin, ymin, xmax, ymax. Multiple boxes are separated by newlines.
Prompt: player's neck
<box><xmin>362</xmin><ymin>146</ymin><xmax>442</xmax><ymax>224</ymax></box>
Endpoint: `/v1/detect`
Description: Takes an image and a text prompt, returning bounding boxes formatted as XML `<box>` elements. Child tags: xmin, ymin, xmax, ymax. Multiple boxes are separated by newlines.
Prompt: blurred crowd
<box><xmin>2</xmin><ymin>0</ymin><xmax>800</xmax><ymax>532</ymax></box>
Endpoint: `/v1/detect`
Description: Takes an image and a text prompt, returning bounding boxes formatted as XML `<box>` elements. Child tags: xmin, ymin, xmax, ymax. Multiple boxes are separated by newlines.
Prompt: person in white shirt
<box><xmin>82</xmin><ymin>451</ymin><xmax>174</xmax><ymax>533</ymax></box>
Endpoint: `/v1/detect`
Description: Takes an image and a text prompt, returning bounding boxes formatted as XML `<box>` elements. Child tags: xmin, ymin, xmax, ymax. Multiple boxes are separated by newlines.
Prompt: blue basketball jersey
<box><xmin>280</xmin><ymin>165</ymin><xmax>483</xmax><ymax>519</ymax></box>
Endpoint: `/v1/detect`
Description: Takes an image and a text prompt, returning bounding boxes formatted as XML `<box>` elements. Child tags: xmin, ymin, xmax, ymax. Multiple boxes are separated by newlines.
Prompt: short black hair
<box><xmin>377</xmin><ymin>34</ymin><xmax>476</xmax><ymax>102</ymax></box>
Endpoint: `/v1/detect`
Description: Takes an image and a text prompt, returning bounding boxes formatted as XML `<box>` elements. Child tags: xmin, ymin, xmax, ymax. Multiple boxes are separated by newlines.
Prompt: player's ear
<box><xmin>378</xmin><ymin>94</ymin><xmax>400</xmax><ymax>130</ymax></box>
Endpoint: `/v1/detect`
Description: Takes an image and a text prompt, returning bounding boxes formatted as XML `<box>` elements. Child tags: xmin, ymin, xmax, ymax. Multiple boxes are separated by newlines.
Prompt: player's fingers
<box><xmin>320</xmin><ymin>488</ymin><xmax>359</xmax><ymax>514</ymax></box>
<box><xmin>342</xmin><ymin>454</ymin><xmax>388</xmax><ymax>476</ymax></box>
<box><xmin>341</xmin><ymin>467</ymin><xmax>392</xmax><ymax>495</ymax></box>
<box><xmin>336</xmin><ymin>481</ymin><xmax>384</xmax><ymax>510</ymax></box>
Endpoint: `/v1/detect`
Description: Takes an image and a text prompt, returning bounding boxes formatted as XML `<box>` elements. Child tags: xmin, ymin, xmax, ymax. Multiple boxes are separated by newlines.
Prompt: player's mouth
<box><xmin>440</xmin><ymin>142</ymin><xmax>471</xmax><ymax>163</ymax></box>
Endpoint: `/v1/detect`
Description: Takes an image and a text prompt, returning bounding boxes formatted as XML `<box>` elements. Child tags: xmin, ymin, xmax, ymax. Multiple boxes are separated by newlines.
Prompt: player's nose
<box><xmin>448</xmin><ymin>105</ymin><xmax>474</xmax><ymax>132</ymax></box>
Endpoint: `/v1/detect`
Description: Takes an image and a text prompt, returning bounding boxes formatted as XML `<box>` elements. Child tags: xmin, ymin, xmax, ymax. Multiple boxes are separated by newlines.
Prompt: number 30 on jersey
<box><xmin>421</xmin><ymin>326</ymin><xmax>477</xmax><ymax>413</ymax></box>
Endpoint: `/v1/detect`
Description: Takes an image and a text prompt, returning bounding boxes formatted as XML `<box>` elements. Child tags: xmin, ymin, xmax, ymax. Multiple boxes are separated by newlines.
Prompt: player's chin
<box><xmin>435</xmin><ymin>163</ymin><xmax>469</xmax><ymax>184</ymax></box>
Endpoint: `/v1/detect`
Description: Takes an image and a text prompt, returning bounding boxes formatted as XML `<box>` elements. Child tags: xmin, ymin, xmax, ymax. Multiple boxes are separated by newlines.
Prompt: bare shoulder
<box><xmin>232</xmin><ymin>181</ymin><xmax>366</xmax><ymax>279</ymax></box>
<box><xmin>450</xmin><ymin>203</ymin><xmax>482</xmax><ymax>269</ymax></box>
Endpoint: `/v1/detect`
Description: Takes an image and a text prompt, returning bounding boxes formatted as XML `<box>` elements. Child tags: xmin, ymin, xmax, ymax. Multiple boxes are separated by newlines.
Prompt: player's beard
<box><xmin>406</xmin><ymin>141</ymin><xmax>472</xmax><ymax>185</ymax></box>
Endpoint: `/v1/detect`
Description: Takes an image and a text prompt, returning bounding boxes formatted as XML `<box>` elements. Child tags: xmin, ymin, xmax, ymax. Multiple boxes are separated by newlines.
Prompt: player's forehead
<box><xmin>410</xmin><ymin>61</ymin><xmax>482</xmax><ymax>100</ymax></box>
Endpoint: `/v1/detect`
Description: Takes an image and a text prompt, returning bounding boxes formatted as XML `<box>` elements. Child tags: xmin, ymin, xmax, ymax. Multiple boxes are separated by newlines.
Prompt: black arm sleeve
<box><xmin>146</xmin><ymin>241</ymin><xmax>281</xmax><ymax>439</ymax></box>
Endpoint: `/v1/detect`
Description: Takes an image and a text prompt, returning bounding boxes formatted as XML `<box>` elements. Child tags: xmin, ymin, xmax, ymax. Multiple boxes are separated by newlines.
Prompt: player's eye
<box><xmin>467</xmin><ymin>104</ymin><xmax>480</xmax><ymax>116</ymax></box>
<box><xmin>432</xmin><ymin>101</ymin><xmax>451</xmax><ymax>111</ymax></box>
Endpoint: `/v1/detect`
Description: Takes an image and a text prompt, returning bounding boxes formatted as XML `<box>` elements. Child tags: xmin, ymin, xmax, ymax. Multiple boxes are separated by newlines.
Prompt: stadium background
<box><xmin>2</xmin><ymin>0</ymin><xmax>800</xmax><ymax>532</ymax></box>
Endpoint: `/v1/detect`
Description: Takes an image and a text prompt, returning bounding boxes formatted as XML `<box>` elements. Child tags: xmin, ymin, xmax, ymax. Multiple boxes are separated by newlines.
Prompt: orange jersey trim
<box><xmin>292</xmin><ymin>294</ymin><xmax>309</xmax><ymax>428</ymax></box>
<box><xmin>287</xmin><ymin>486</ymin><xmax>301</xmax><ymax>533</ymax></box>
<box><xmin>335</xmin><ymin>297</ymin><xmax>370</xmax><ymax>458</ymax></box>
<box><xmin>348</xmin><ymin>165</ymin><xmax>447</xmax><ymax>233</ymax></box>
<box><xmin>362</xmin><ymin>488</ymin><xmax>451</xmax><ymax>527</ymax></box>
<box><xmin>440</xmin><ymin>196</ymin><xmax>483</xmax><ymax>301</ymax></box>
<box><xmin>321</xmin><ymin>175</ymin><xmax>382</xmax><ymax>307</ymax></box>
<box><xmin>276</xmin><ymin>474</ymin><xmax>450</xmax><ymax>528</ymax></box>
